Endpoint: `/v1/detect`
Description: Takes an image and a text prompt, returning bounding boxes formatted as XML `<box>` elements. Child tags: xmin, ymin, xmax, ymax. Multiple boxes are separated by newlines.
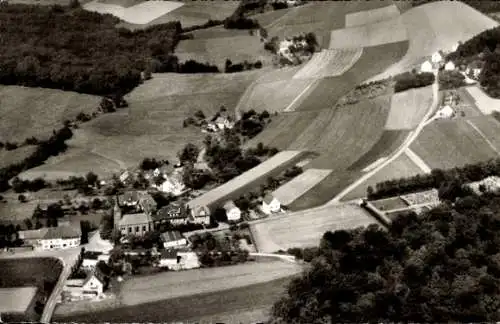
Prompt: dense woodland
<box><xmin>367</xmin><ymin>158</ymin><xmax>500</xmax><ymax>201</ymax></box>
<box><xmin>447</xmin><ymin>26</ymin><xmax>500</xmax><ymax>98</ymax></box>
<box><xmin>271</xmin><ymin>192</ymin><xmax>500</xmax><ymax>323</ymax></box>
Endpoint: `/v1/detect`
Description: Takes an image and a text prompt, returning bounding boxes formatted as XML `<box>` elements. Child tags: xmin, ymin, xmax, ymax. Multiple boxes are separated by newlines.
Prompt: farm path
<box><xmin>466</xmin><ymin>119</ymin><xmax>500</xmax><ymax>156</ymax></box>
<box><xmin>405</xmin><ymin>148</ymin><xmax>431</xmax><ymax>173</ymax></box>
<box><xmin>329</xmin><ymin>70</ymin><xmax>439</xmax><ymax>203</ymax></box>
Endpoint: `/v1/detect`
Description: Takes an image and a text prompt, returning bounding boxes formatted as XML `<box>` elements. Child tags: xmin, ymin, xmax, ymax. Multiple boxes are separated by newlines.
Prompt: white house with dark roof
<box><xmin>161</xmin><ymin>231</ymin><xmax>187</xmax><ymax>249</ymax></box>
<box><xmin>19</xmin><ymin>225</ymin><xmax>81</xmax><ymax>251</ymax></box>
<box><xmin>117</xmin><ymin>212</ymin><xmax>153</xmax><ymax>236</ymax></box>
<box><xmin>223</xmin><ymin>200</ymin><xmax>241</xmax><ymax>221</ymax></box>
<box><xmin>63</xmin><ymin>268</ymin><xmax>106</xmax><ymax>300</ymax></box>
<box><xmin>261</xmin><ymin>194</ymin><xmax>281</xmax><ymax>215</ymax></box>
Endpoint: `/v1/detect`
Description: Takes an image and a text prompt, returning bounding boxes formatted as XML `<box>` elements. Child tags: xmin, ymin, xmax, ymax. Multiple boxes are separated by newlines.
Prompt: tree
<box><xmin>69</xmin><ymin>0</ymin><xmax>80</xmax><ymax>9</ymax></box>
<box><xmin>18</xmin><ymin>194</ymin><xmax>27</xmax><ymax>203</ymax></box>
<box><xmin>178</xmin><ymin>143</ymin><xmax>200</xmax><ymax>164</ymax></box>
<box><xmin>194</xmin><ymin>110</ymin><xmax>206</xmax><ymax>120</ymax></box>
<box><xmin>100</xmin><ymin>97</ymin><xmax>115</xmax><ymax>113</ymax></box>
<box><xmin>213</xmin><ymin>207</ymin><xmax>228</xmax><ymax>223</ymax></box>
<box><xmin>85</xmin><ymin>172</ymin><xmax>98</xmax><ymax>187</ymax></box>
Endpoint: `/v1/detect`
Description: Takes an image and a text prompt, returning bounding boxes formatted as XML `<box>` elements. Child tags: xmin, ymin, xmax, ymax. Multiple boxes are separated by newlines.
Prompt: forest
<box><xmin>0</xmin><ymin>4</ymin><xmax>181</xmax><ymax>95</ymax></box>
<box><xmin>447</xmin><ymin>26</ymin><xmax>500</xmax><ymax>98</ymax></box>
<box><xmin>272</xmin><ymin>192</ymin><xmax>500</xmax><ymax>323</ymax></box>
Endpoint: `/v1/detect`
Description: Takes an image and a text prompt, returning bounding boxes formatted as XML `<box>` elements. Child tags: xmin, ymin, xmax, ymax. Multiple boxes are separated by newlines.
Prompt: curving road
<box><xmin>329</xmin><ymin>70</ymin><xmax>439</xmax><ymax>203</ymax></box>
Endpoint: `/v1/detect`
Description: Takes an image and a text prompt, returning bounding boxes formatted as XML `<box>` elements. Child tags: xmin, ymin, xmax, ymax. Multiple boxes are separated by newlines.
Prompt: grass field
<box><xmin>292</xmin><ymin>48</ymin><xmax>363</xmax><ymax>79</ymax></box>
<box><xmin>410</xmin><ymin>118</ymin><xmax>500</xmax><ymax>170</ymax></box>
<box><xmin>0</xmin><ymin>146</ymin><xmax>37</xmax><ymax>169</ymax></box>
<box><xmin>176</xmin><ymin>34</ymin><xmax>274</xmax><ymax>70</ymax></box>
<box><xmin>0</xmin><ymin>199</ymin><xmax>39</xmax><ymax>223</ymax></box>
<box><xmin>385</xmin><ymin>85</ymin><xmax>433</xmax><ymax>130</ymax></box>
<box><xmin>465</xmin><ymin>86</ymin><xmax>500</xmax><ymax>115</ymax></box>
<box><xmin>0</xmin><ymin>86</ymin><xmax>100</xmax><ymax>143</ymax></box>
<box><xmin>329</xmin><ymin>16</ymin><xmax>407</xmax><ymax>49</ymax></box>
<box><xmin>272</xmin><ymin>169</ymin><xmax>332</xmax><ymax>206</ymax></box>
<box><xmin>187</xmin><ymin>151</ymin><xmax>307</xmax><ymax>210</ymax></box>
<box><xmin>118</xmin><ymin>1</ymin><xmax>240</xmax><ymax>29</ymax></box>
<box><xmin>369</xmin><ymin>1</ymin><xmax>498</xmax><ymax>80</ymax></box>
<box><xmin>341</xmin><ymin>152</ymin><xmax>423</xmax><ymax>200</ymax></box>
<box><xmin>54</xmin><ymin>275</ymin><xmax>296</xmax><ymax>323</ymax></box>
<box><xmin>345</xmin><ymin>4</ymin><xmax>401</xmax><ymax>27</ymax></box>
<box><xmin>465</xmin><ymin>116</ymin><xmax>500</xmax><ymax>152</ymax></box>
<box><xmin>0</xmin><ymin>287</ymin><xmax>37</xmax><ymax>314</ymax></box>
<box><xmin>251</xmin><ymin>203</ymin><xmax>378</xmax><ymax>252</ymax></box>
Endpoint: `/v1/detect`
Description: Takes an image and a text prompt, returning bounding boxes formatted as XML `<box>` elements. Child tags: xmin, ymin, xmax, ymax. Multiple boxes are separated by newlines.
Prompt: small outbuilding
<box><xmin>223</xmin><ymin>200</ymin><xmax>241</xmax><ymax>221</ymax></box>
<box><xmin>161</xmin><ymin>231</ymin><xmax>187</xmax><ymax>249</ymax></box>
<box><xmin>262</xmin><ymin>194</ymin><xmax>281</xmax><ymax>215</ymax></box>
<box><xmin>444</xmin><ymin>61</ymin><xmax>455</xmax><ymax>71</ymax></box>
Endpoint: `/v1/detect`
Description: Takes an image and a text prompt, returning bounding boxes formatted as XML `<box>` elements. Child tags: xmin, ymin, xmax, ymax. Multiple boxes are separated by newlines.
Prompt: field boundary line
<box><xmin>404</xmin><ymin>148</ymin><xmax>431</xmax><ymax>173</ymax></box>
<box><xmin>283</xmin><ymin>79</ymin><xmax>317</xmax><ymax>112</ymax></box>
<box><xmin>466</xmin><ymin>119</ymin><xmax>500</xmax><ymax>156</ymax></box>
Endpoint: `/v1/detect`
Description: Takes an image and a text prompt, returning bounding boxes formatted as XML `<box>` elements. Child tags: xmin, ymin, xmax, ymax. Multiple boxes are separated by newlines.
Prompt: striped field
<box><xmin>272</xmin><ymin>169</ymin><xmax>332</xmax><ymax>206</ymax></box>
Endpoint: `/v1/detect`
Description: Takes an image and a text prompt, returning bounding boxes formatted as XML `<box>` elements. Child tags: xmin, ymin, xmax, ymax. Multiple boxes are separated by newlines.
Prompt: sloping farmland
<box><xmin>465</xmin><ymin>86</ymin><xmax>500</xmax><ymax>115</ymax></box>
<box><xmin>385</xmin><ymin>85</ymin><xmax>433</xmax><ymax>130</ymax></box>
<box><xmin>345</xmin><ymin>4</ymin><xmax>400</xmax><ymax>27</ymax></box>
<box><xmin>410</xmin><ymin>118</ymin><xmax>500</xmax><ymax>170</ymax></box>
<box><xmin>187</xmin><ymin>151</ymin><xmax>308</xmax><ymax>211</ymax></box>
<box><xmin>292</xmin><ymin>48</ymin><xmax>363</xmax><ymax>79</ymax></box>
<box><xmin>251</xmin><ymin>203</ymin><xmax>378</xmax><ymax>252</ymax></box>
<box><xmin>272</xmin><ymin>169</ymin><xmax>332</xmax><ymax>206</ymax></box>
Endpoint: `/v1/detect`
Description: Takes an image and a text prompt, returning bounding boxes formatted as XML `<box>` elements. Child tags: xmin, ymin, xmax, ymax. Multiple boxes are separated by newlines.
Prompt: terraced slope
<box><xmin>345</xmin><ymin>4</ymin><xmax>400</xmax><ymax>27</ymax></box>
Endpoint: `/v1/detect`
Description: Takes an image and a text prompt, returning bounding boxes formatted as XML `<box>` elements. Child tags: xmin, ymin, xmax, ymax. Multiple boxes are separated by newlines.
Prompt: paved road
<box><xmin>329</xmin><ymin>70</ymin><xmax>440</xmax><ymax>203</ymax></box>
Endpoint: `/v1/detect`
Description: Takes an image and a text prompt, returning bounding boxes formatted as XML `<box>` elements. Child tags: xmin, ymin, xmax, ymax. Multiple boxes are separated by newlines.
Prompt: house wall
<box><xmin>82</xmin><ymin>259</ymin><xmax>98</xmax><ymax>270</ymax></box>
<box><xmin>34</xmin><ymin>237</ymin><xmax>80</xmax><ymax>251</ymax></box>
<box><xmin>120</xmin><ymin>222</ymin><xmax>152</xmax><ymax>236</ymax></box>
<box><xmin>192</xmin><ymin>215</ymin><xmax>210</xmax><ymax>225</ymax></box>
<box><xmin>82</xmin><ymin>277</ymin><xmax>103</xmax><ymax>295</ymax></box>
<box><xmin>164</xmin><ymin>238</ymin><xmax>187</xmax><ymax>249</ymax></box>
<box><xmin>227</xmin><ymin>208</ymin><xmax>241</xmax><ymax>221</ymax></box>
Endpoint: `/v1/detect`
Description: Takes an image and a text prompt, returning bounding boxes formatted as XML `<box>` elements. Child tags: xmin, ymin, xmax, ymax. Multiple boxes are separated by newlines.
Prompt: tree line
<box><xmin>394</xmin><ymin>71</ymin><xmax>435</xmax><ymax>93</ymax></box>
<box><xmin>271</xmin><ymin>191</ymin><xmax>500</xmax><ymax>323</ymax></box>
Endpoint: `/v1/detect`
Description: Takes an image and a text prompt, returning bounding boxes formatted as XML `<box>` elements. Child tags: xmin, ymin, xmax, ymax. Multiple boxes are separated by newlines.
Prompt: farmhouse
<box><xmin>420</xmin><ymin>60</ymin><xmax>433</xmax><ymax>73</ymax></box>
<box><xmin>63</xmin><ymin>268</ymin><xmax>106</xmax><ymax>301</ymax></box>
<box><xmin>215</xmin><ymin>116</ymin><xmax>234</xmax><ymax>130</ymax></box>
<box><xmin>188</xmin><ymin>205</ymin><xmax>211</xmax><ymax>225</ymax></box>
<box><xmin>435</xmin><ymin>105</ymin><xmax>455</xmax><ymax>119</ymax></box>
<box><xmin>262</xmin><ymin>193</ymin><xmax>281</xmax><ymax>215</ymax></box>
<box><xmin>444</xmin><ymin>61</ymin><xmax>455</xmax><ymax>71</ymax></box>
<box><xmin>466</xmin><ymin>176</ymin><xmax>500</xmax><ymax>195</ymax></box>
<box><xmin>161</xmin><ymin>231</ymin><xmax>187</xmax><ymax>249</ymax></box>
<box><xmin>154</xmin><ymin>203</ymin><xmax>189</xmax><ymax>226</ymax></box>
<box><xmin>431</xmin><ymin>51</ymin><xmax>443</xmax><ymax>64</ymax></box>
<box><xmin>153</xmin><ymin>174</ymin><xmax>186</xmax><ymax>196</ymax></box>
<box><xmin>117</xmin><ymin>212</ymin><xmax>154</xmax><ymax>236</ymax></box>
<box><xmin>223</xmin><ymin>200</ymin><xmax>241</xmax><ymax>221</ymax></box>
<box><xmin>19</xmin><ymin>225</ymin><xmax>81</xmax><ymax>251</ymax></box>
<box><xmin>119</xmin><ymin>191</ymin><xmax>141</xmax><ymax>207</ymax></box>
<box><xmin>158</xmin><ymin>249</ymin><xmax>200</xmax><ymax>271</ymax></box>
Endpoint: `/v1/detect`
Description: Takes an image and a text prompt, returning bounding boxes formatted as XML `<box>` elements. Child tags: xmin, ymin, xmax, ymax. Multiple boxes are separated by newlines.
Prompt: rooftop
<box><xmin>118</xmin><ymin>213</ymin><xmax>153</xmax><ymax>227</ymax></box>
<box><xmin>223</xmin><ymin>200</ymin><xmax>237</xmax><ymax>211</ymax></box>
<box><xmin>161</xmin><ymin>231</ymin><xmax>185</xmax><ymax>243</ymax></box>
<box><xmin>263</xmin><ymin>193</ymin><xmax>275</xmax><ymax>204</ymax></box>
<box><xmin>20</xmin><ymin>225</ymin><xmax>81</xmax><ymax>240</ymax></box>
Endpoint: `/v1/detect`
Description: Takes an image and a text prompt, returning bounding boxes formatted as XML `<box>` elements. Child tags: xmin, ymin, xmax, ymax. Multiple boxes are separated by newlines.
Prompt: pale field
<box><xmin>465</xmin><ymin>116</ymin><xmax>500</xmax><ymax>152</ymax></box>
<box><xmin>176</xmin><ymin>35</ymin><xmax>274</xmax><ymax>70</ymax></box>
<box><xmin>83</xmin><ymin>0</ymin><xmax>184</xmax><ymax>25</ymax></box>
<box><xmin>345</xmin><ymin>4</ymin><xmax>401</xmax><ymax>27</ymax></box>
<box><xmin>292</xmin><ymin>48</ymin><xmax>363</xmax><ymax>79</ymax></box>
<box><xmin>329</xmin><ymin>16</ymin><xmax>408</xmax><ymax>49</ymax></box>
<box><xmin>385</xmin><ymin>85</ymin><xmax>433</xmax><ymax>130</ymax></box>
<box><xmin>0</xmin><ymin>86</ymin><xmax>100</xmax><ymax>143</ymax></box>
<box><xmin>187</xmin><ymin>151</ymin><xmax>305</xmax><ymax>210</ymax></box>
<box><xmin>120</xmin><ymin>260</ymin><xmax>302</xmax><ymax>306</ymax></box>
<box><xmin>118</xmin><ymin>1</ymin><xmax>240</xmax><ymax>29</ymax></box>
<box><xmin>411</xmin><ymin>118</ymin><xmax>500</xmax><ymax>170</ymax></box>
<box><xmin>342</xmin><ymin>152</ymin><xmax>423</xmax><ymax>200</ymax></box>
<box><xmin>0</xmin><ymin>287</ymin><xmax>38</xmax><ymax>313</ymax></box>
<box><xmin>465</xmin><ymin>86</ymin><xmax>500</xmax><ymax>115</ymax></box>
<box><xmin>369</xmin><ymin>1</ymin><xmax>498</xmax><ymax>81</ymax></box>
<box><xmin>251</xmin><ymin>203</ymin><xmax>378</xmax><ymax>252</ymax></box>
<box><xmin>272</xmin><ymin>168</ymin><xmax>332</xmax><ymax>206</ymax></box>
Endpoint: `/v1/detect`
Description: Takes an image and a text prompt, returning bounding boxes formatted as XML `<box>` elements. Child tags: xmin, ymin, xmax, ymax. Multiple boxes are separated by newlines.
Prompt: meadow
<box><xmin>385</xmin><ymin>85</ymin><xmax>434</xmax><ymax>130</ymax></box>
<box><xmin>345</xmin><ymin>4</ymin><xmax>400</xmax><ymax>27</ymax></box>
<box><xmin>272</xmin><ymin>169</ymin><xmax>332</xmax><ymax>206</ymax></box>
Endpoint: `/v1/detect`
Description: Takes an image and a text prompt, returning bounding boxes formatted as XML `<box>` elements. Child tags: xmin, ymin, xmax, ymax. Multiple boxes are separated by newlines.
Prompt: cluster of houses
<box><xmin>203</xmin><ymin>114</ymin><xmax>234</xmax><ymax>133</ymax></box>
<box><xmin>120</xmin><ymin>165</ymin><xmax>187</xmax><ymax>197</ymax></box>
<box><xmin>278</xmin><ymin>35</ymin><xmax>311</xmax><ymax>64</ymax></box>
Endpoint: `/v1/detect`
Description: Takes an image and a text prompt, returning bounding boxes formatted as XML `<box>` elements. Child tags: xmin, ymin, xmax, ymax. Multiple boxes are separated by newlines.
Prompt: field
<box><xmin>465</xmin><ymin>86</ymin><xmax>500</xmax><ymax>115</ymax></box>
<box><xmin>0</xmin><ymin>199</ymin><xmax>38</xmax><ymax>223</ymax></box>
<box><xmin>465</xmin><ymin>116</ymin><xmax>500</xmax><ymax>152</ymax></box>
<box><xmin>0</xmin><ymin>287</ymin><xmax>37</xmax><ymax>314</ymax></box>
<box><xmin>410</xmin><ymin>118</ymin><xmax>500</xmax><ymax>170</ymax></box>
<box><xmin>345</xmin><ymin>4</ymin><xmax>401</xmax><ymax>27</ymax></box>
<box><xmin>272</xmin><ymin>169</ymin><xmax>332</xmax><ymax>206</ymax></box>
<box><xmin>385</xmin><ymin>86</ymin><xmax>434</xmax><ymax>130</ymax></box>
<box><xmin>292</xmin><ymin>48</ymin><xmax>364</xmax><ymax>79</ymax></box>
<box><xmin>0</xmin><ymin>86</ymin><xmax>100</xmax><ymax>143</ymax></box>
<box><xmin>371</xmin><ymin>197</ymin><xmax>409</xmax><ymax>211</ymax></box>
<box><xmin>251</xmin><ymin>203</ymin><xmax>378</xmax><ymax>252</ymax></box>
<box><xmin>369</xmin><ymin>1</ymin><xmax>498</xmax><ymax>80</ymax></box>
<box><xmin>54</xmin><ymin>275</ymin><xmax>295</xmax><ymax>323</ymax></box>
<box><xmin>176</xmin><ymin>34</ymin><xmax>274</xmax><ymax>70</ymax></box>
<box><xmin>329</xmin><ymin>16</ymin><xmax>408</xmax><ymax>49</ymax></box>
<box><xmin>187</xmin><ymin>150</ymin><xmax>307</xmax><ymax>210</ymax></box>
<box><xmin>341</xmin><ymin>152</ymin><xmax>424</xmax><ymax>200</ymax></box>
<box><xmin>118</xmin><ymin>1</ymin><xmax>240</xmax><ymax>30</ymax></box>
<box><xmin>0</xmin><ymin>146</ymin><xmax>37</xmax><ymax>169</ymax></box>
<box><xmin>83</xmin><ymin>0</ymin><xmax>184</xmax><ymax>25</ymax></box>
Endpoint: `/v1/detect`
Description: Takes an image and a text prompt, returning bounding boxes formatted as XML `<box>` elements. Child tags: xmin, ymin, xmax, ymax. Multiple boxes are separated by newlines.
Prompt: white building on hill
<box><xmin>420</xmin><ymin>60</ymin><xmax>433</xmax><ymax>73</ymax></box>
<box><xmin>466</xmin><ymin>176</ymin><xmax>500</xmax><ymax>195</ymax></box>
<box><xmin>444</xmin><ymin>61</ymin><xmax>456</xmax><ymax>71</ymax></box>
<box><xmin>223</xmin><ymin>200</ymin><xmax>241</xmax><ymax>221</ymax></box>
<box><xmin>436</xmin><ymin>105</ymin><xmax>455</xmax><ymax>119</ymax></box>
<box><xmin>431</xmin><ymin>51</ymin><xmax>443</xmax><ymax>64</ymax></box>
<box><xmin>261</xmin><ymin>194</ymin><xmax>281</xmax><ymax>215</ymax></box>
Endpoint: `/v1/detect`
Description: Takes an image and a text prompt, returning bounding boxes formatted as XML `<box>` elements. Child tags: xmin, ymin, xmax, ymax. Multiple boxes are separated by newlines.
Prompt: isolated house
<box><xmin>466</xmin><ymin>176</ymin><xmax>500</xmax><ymax>195</ymax></box>
<box><xmin>444</xmin><ymin>61</ymin><xmax>456</xmax><ymax>71</ymax></box>
<box><xmin>19</xmin><ymin>225</ymin><xmax>81</xmax><ymax>251</ymax></box>
<box><xmin>161</xmin><ymin>231</ymin><xmax>187</xmax><ymax>249</ymax></box>
<box><xmin>223</xmin><ymin>200</ymin><xmax>241</xmax><ymax>221</ymax></box>
<box><xmin>262</xmin><ymin>194</ymin><xmax>281</xmax><ymax>215</ymax></box>
<box><xmin>420</xmin><ymin>60</ymin><xmax>433</xmax><ymax>73</ymax></box>
<box><xmin>188</xmin><ymin>205</ymin><xmax>211</xmax><ymax>225</ymax></box>
<box><xmin>436</xmin><ymin>105</ymin><xmax>455</xmax><ymax>119</ymax></box>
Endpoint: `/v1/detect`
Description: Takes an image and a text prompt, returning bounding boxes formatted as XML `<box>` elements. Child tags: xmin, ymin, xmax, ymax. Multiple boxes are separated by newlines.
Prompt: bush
<box><xmin>394</xmin><ymin>71</ymin><xmax>435</xmax><ymax>92</ymax></box>
<box><xmin>224</xmin><ymin>16</ymin><xmax>260</xmax><ymax>29</ymax></box>
<box><xmin>18</xmin><ymin>194</ymin><xmax>26</xmax><ymax>203</ymax></box>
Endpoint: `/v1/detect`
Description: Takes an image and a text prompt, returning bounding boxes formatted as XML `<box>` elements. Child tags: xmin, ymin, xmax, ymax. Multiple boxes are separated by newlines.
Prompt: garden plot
<box><xmin>0</xmin><ymin>287</ymin><xmax>37</xmax><ymax>314</ymax></box>
<box><xmin>385</xmin><ymin>86</ymin><xmax>433</xmax><ymax>130</ymax></box>
<box><xmin>329</xmin><ymin>16</ymin><xmax>407</xmax><ymax>49</ymax></box>
<box><xmin>292</xmin><ymin>48</ymin><xmax>363</xmax><ymax>79</ymax></box>
<box><xmin>345</xmin><ymin>4</ymin><xmax>400</xmax><ymax>27</ymax></box>
<box><xmin>272</xmin><ymin>169</ymin><xmax>332</xmax><ymax>206</ymax></box>
<box><xmin>83</xmin><ymin>0</ymin><xmax>184</xmax><ymax>24</ymax></box>
<box><xmin>465</xmin><ymin>86</ymin><xmax>500</xmax><ymax>115</ymax></box>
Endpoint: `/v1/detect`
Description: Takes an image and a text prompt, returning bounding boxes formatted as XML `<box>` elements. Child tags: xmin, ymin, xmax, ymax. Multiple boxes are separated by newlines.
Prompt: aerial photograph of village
<box><xmin>2</xmin><ymin>0</ymin><xmax>500</xmax><ymax>322</ymax></box>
